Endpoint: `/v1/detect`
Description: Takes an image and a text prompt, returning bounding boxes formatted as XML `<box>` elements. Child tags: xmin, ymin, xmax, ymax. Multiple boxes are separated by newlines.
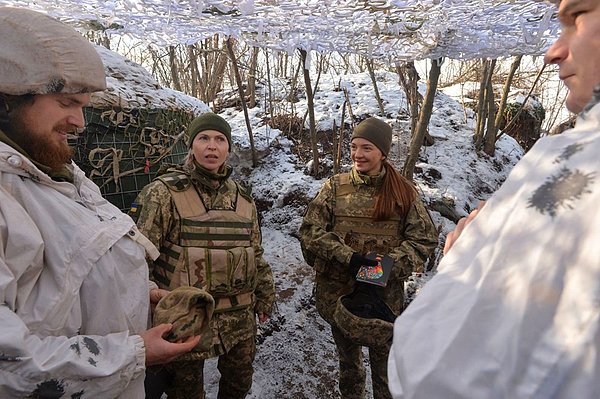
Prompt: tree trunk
<box><xmin>312</xmin><ymin>53</ymin><xmax>325</xmax><ymax>96</ymax></box>
<box><xmin>188</xmin><ymin>45</ymin><xmax>199</xmax><ymax>99</ymax></box>
<box><xmin>483</xmin><ymin>59</ymin><xmax>498</xmax><ymax>156</ymax></box>
<box><xmin>494</xmin><ymin>55</ymin><xmax>522</xmax><ymax>135</ymax></box>
<box><xmin>335</xmin><ymin>99</ymin><xmax>347</xmax><ymax>174</ymax></box>
<box><xmin>402</xmin><ymin>58</ymin><xmax>442</xmax><ymax>180</ymax></box>
<box><xmin>396</xmin><ymin>62</ymin><xmax>421</xmax><ymax>137</ymax></box>
<box><xmin>343</xmin><ymin>88</ymin><xmax>356</xmax><ymax>126</ymax></box>
<box><xmin>203</xmin><ymin>36</ymin><xmax>228</xmax><ymax>105</ymax></box>
<box><xmin>474</xmin><ymin>59</ymin><xmax>491</xmax><ymax>148</ymax></box>
<box><xmin>332</xmin><ymin>119</ymin><xmax>338</xmax><ymax>174</ymax></box>
<box><xmin>168</xmin><ymin>46</ymin><xmax>182</xmax><ymax>92</ymax></box>
<box><xmin>302</xmin><ymin>53</ymin><xmax>326</xmax><ymax>128</ymax></box>
<box><xmin>265</xmin><ymin>48</ymin><xmax>274</xmax><ymax>116</ymax></box>
<box><xmin>287</xmin><ymin>56</ymin><xmax>302</xmax><ymax>117</ymax></box>
<box><xmin>367</xmin><ymin>58</ymin><xmax>385</xmax><ymax>116</ymax></box>
<box><xmin>248</xmin><ymin>46</ymin><xmax>259</xmax><ymax>108</ymax></box>
<box><xmin>300</xmin><ymin>49</ymin><xmax>320</xmax><ymax>176</ymax></box>
<box><xmin>226</xmin><ymin>38</ymin><xmax>257</xmax><ymax>166</ymax></box>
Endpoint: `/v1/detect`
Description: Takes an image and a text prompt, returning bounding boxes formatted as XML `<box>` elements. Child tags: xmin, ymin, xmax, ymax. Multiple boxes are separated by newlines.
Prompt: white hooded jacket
<box><xmin>0</xmin><ymin>141</ymin><xmax>159</xmax><ymax>398</ymax></box>
<box><xmin>388</xmin><ymin>92</ymin><xmax>600</xmax><ymax>398</ymax></box>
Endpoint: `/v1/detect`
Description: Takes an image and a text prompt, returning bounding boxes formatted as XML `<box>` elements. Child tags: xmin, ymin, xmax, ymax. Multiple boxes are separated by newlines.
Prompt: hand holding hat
<box><xmin>153</xmin><ymin>286</ymin><xmax>215</xmax><ymax>352</ymax></box>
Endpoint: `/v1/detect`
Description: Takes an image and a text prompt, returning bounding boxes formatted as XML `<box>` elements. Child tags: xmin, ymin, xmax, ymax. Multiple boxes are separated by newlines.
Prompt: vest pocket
<box><xmin>231</xmin><ymin>247</ymin><xmax>256</xmax><ymax>291</ymax></box>
<box><xmin>186</xmin><ymin>246</ymin><xmax>257</xmax><ymax>296</ymax></box>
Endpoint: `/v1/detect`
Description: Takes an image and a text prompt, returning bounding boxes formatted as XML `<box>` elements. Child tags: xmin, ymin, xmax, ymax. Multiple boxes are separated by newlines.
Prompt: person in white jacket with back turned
<box><xmin>388</xmin><ymin>0</ymin><xmax>600</xmax><ymax>398</ymax></box>
<box><xmin>0</xmin><ymin>7</ymin><xmax>200</xmax><ymax>398</ymax></box>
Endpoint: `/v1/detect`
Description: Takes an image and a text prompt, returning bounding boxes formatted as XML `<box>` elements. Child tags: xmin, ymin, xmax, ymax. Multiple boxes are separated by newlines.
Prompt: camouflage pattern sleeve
<box><xmin>299</xmin><ymin>178</ymin><xmax>355</xmax><ymax>265</ymax></box>
<box><xmin>250</xmin><ymin>202</ymin><xmax>275</xmax><ymax>316</ymax></box>
<box><xmin>129</xmin><ymin>180</ymin><xmax>177</xmax><ymax>278</ymax></box>
<box><xmin>389</xmin><ymin>196</ymin><xmax>439</xmax><ymax>277</ymax></box>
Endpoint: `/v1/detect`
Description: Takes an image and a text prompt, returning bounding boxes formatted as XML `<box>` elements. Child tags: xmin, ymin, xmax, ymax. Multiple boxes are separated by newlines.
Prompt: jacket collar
<box><xmin>185</xmin><ymin>162</ymin><xmax>233</xmax><ymax>192</ymax></box>
<box><xmin>350</xmin><ymin>166</ymin><xmax>385</xmax><ymax>188</ymax></box>
<box><xmin>581</xmin><ymin>83</ymin><xmax>600</xmax><ymax>116</ymax></box>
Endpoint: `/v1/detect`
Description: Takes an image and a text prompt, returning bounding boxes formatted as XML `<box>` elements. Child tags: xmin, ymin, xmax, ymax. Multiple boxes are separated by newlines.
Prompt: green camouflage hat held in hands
<box><xmin>153</xmin><ymin>286</ymin><xmax>215</xmax><ymax>352</ymax></box>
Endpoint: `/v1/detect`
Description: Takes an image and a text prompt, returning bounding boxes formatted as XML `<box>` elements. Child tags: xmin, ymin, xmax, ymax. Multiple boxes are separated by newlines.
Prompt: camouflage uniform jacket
<box><xmin>132</xmin><ymin>163</ymin><xmax>275</xmax><ymax>359</ymax></box>
<box><xmin>299</xmin><ymin>167</ymin><xmax>438</xmax><ymax>314</ymax></box>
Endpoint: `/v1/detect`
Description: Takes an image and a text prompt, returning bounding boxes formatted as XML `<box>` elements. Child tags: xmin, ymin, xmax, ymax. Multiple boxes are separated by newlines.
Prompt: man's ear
<box><xmin>0</xmin><ymin>95</ymin><xmax>10</xmax><ymax>125</ymax></box>
<box><xmin>1</xmin><ymin>94</ymin><xmax>35</xmax><ymax>116</ymax></box>
<box><xmin>0</xmin><ymin>93</ymin><xmax>11</xmax><ymax>110</ymax></box>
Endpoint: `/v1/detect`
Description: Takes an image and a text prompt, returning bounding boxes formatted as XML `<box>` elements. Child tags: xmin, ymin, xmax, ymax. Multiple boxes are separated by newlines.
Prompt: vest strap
<box><xmin>158</xmin><ymin>172</ymin><xmax>207</xmax><ymax>218</ymax></box>
<box><xmin>213</xmin><ymin>292</ymin><xmax>254</xmax><ymax>313</ymax></box>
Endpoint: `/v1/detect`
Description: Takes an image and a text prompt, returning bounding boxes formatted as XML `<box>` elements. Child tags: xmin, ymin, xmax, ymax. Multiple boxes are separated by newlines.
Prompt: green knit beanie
<box><xmin>351</xmin><ymin>117</ymin><xmax>392</xmax><ymax>156</ymax></box>
<box><xmin>187</xmin><ymin>112</ymin><xmax>232</xmax><ymax>151</ymax></box>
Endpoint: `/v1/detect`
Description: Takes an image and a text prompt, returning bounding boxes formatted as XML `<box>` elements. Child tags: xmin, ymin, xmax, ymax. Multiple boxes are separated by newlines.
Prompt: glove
<box><xmin>348</xmin><ymin>252</ymin><xmax>378</xmax><ymax>278</ymax></box>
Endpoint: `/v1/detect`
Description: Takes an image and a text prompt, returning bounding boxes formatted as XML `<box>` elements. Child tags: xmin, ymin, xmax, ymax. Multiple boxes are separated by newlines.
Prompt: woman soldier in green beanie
<box><xmin>131</xmin><ymin>112</ymin><xmax>275</xmax><ymax>399</ymax></box>
<box><xmin>299</xmin><ymin>117</ymin><xmax>438</xmax><ymax>399</ymax></box>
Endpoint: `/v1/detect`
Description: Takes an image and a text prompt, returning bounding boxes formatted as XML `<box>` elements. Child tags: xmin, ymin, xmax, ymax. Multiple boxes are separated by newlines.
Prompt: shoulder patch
<box><xmin>128</xmin><ymin>202</ymin><xmax>143</xmax><ymax>222</ymax></box>
<box><xmin>157</xmin><ymin>172</ymin><xmax>191</xmax><ymax>192</ymax></box>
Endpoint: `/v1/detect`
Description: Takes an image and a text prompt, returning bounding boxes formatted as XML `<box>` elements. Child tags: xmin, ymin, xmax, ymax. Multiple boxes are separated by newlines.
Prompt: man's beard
<box><xmin>7</xmin><ymin>116</ymin><xmax>74</xmax><ymax>172</ymax></box>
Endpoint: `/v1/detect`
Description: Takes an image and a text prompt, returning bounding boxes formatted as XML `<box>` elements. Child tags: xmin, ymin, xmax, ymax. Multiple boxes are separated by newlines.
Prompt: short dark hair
<box><xmin>0</xmin><ymin>94</ymin><xmax>35</xmax><ymax>129</ymax></box>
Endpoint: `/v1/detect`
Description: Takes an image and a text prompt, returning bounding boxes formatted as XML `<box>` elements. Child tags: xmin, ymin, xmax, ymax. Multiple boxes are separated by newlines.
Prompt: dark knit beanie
<box><xmin>187</xmin><ymin>112</ymin><xmax>232</xmax><ymax>151</ymax></box>
<box><xmin>351</xmin><ymin>117</ymin><xmax>393</xmax><ymax>156</ymax></box>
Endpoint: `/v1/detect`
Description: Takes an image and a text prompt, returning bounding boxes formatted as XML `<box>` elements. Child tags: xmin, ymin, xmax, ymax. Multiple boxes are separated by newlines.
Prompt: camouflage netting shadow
<box><xmin>72</xmin><ymin>106</ymin><xmax>193</xmax><ymax>211</ymax></box>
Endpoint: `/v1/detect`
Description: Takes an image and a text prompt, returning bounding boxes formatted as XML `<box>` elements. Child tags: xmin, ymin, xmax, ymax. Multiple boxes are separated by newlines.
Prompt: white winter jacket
<box><xmin>0</xmin><ymin>141</ymin><xmax>159</xmax><ymax>398</ymax></box>
<box><xmin>389</xmin><ymin>93</ymin><xmax>600</xmax><ymax>398</ymax></box>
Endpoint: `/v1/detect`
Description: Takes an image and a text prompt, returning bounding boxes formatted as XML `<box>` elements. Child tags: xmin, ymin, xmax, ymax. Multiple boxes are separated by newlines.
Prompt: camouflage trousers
<box><xmin>144</xmin><ymin>336</ymin><xmax>257</xmax><ymax>399</ymax></box>
<box><xmin>331</xmin><ymin>324</ymin><xmax>392</xmax><ymax>399</ymax></box>
<box><xmin>314</xmin><ymin>274</ymin><xmax>393</xmax><ymax>399</ymax></box>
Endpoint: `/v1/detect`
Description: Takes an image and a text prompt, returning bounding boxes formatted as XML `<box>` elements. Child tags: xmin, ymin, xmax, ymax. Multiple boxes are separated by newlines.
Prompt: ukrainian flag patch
<box><xmin>129</xmin><ymin>202</ymin><xmax>142</xmax><ymax>222</ymax></box>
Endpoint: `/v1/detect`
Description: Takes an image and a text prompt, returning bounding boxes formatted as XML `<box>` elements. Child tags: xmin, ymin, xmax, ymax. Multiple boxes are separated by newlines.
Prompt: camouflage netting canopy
<box><xmin>71</xmin><ymin>46</ymin><xmax>209</xmax><ymax>211</ymax></box>
<box><xmin>1</xmin><ymin>0</ymin><xmax>558</xmax><ymax>62</ymax></box>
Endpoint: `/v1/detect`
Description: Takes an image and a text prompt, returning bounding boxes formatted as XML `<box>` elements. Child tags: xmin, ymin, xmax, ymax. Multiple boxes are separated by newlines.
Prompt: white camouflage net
<box><xmin>0</xmin><ymin>0</ymin><xmax>559</xmax><ymax>62</ymax></box>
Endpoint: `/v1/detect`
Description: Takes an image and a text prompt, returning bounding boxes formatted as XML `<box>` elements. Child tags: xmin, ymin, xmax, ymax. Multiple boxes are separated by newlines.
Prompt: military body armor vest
<box><xmin>153</xmin><ymin>172</ymin><xmax>256</xmax><ymax>312</ymax></box>
<box><xmin>314</xmin><ymin>172</ymin><xmax>404</xmax><ymax>278</ymax></box>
